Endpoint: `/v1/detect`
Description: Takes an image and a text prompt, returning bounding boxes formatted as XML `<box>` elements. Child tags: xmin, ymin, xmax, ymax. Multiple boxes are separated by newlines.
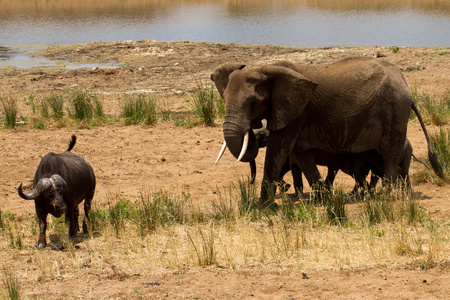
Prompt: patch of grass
<box><xmin>157</xmin><ymin>99</ymin><xmax>173</xmax><ymax>122</ymax></box>
<box><xmin>2</xmin><ymin>266</ymin><xmax>20</xmax><ymax>300</ymax></box>
<box><xmin>1</xmin><ymin>181</ymin><xmax>448</xmax><ymax>280</ymax></box>
<box><xmin>0</xmin><ymin>95</ymin><xmax>18</xmax><ymax>128</ymax></box>
<box><xmin>389</xmin><ymin>46</ymin><xmax>400</xmax><ymax>53</ymax></box>
<box><xmin>189</xmin><ymin>81</ymin><xmax>221</xmax><ymax>125</ymax></box>
<box><xmin>431</xmin><ymin>127</ymin><xmax>450</xmax><ymax>178</ymax></box>
<box><xmin>187</xmin><ymin>225</ymin><xmax>217</xmax><ymax>266</ymax></box>
<box><xmin>135</xmin><ymin>189</ymin><xmax>188</xmax><ymax>236</ymax></box>
<box><xmin>411</xmin><ymin>87</ymin><xmax>450</xmax><ymax>125</ymax></box>
<box><xmin>359</xmin><ymin>184</ymin><xmax>425</xmax><ymax>225</ymax></box>
<box><xmin>412</xmin><ymin>127</ymin><xmax>449</xmax><ymax>184</ymax></box>
<box><xmin>120</xmin><ymin>94</ymin><xmax>158</xmax><ymax>125</ymax></box>
<box><xmin>324</xmin><ymin>188</ymin><xmax>348</xmax><ymax>226</ymax></box>
<box><xmin>93</xmin><ymin>190</ymin><xmax>196</xmax><ymax>237</ymax></box>
<box><xmin>45</xmin><ymin>92</ymin><xmax>65</xmax><ymax>120</ymax></box>
<box><xmin>7</xmin><ymin>225</ymin><xmax>23</xmax><ymax>249</ymax></box>
<box><xmin>235</xmin><ymin>177</ymin><xmax>260</xmax><ymax>220</ymax></box>
<box><xmin>106</xmin><ymin>195</ymin><xmax>136</xmax><ymax>237</ymax></box>
<box><xmin>401</xmin><ymin>65</ymin><xmax>425</xmax><ymax>72</ymax></box>
<box><xmin>88</xmin><ymin>207</ymin><xmax>109</xmax><ymax>232</ymax></box>
<box><xmin>27</xmin><ymin>92</ymin><xmax>65</xmax><ymax>128</ymax></box>
<box><xmin>67</xmin><ymin>89</ymin><xmax>103</xmax><ymax>121</ymax></box>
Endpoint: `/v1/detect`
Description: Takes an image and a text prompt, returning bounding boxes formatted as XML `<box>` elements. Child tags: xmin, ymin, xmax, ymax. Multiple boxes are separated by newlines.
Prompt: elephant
<box><xmin>211</xmin><ymin>58</ymin><xmax>443</xmax><ymax>206</ymax></box>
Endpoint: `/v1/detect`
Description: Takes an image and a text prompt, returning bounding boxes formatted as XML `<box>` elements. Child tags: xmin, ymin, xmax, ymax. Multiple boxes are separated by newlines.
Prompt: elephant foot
<box><xmin>278</xmin><ymin>180</ymin><xmax>291</xmax><ymax>193</ymax></box>
<box><xmin>258</xmin><ymin>197</ymin><xmax>278</xmax><ymax>210</ymax></box>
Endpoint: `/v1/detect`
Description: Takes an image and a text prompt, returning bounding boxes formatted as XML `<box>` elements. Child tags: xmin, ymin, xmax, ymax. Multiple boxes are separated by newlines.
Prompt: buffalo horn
<box><xmin>18</xmin><ymin>178</ymin><xmax>53</xmax><ymax>200</ymax></box>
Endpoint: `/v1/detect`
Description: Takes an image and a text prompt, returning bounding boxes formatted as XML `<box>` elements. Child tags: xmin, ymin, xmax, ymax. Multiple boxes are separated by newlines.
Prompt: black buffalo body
<box><xmin>18</xmin><ymin>135</ymin><xmax>95</xmax><ymax>248</ymax></box>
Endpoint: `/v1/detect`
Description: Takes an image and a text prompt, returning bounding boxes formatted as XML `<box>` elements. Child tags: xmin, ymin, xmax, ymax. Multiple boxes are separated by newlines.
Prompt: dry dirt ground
<box><xmin>0</xmin><ymin>41</ymin><xmax>449</xmax><ymax>299</ymax></box>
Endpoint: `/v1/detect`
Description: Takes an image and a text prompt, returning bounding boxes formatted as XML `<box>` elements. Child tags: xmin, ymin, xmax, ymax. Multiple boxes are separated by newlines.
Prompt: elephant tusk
<box><xmin>237</xmin><ymin>131</ymin><xmax>249</xmax><ymax>162</ymax></box>
<box><xmin>215</xmin><ymin>141</ymin><xmax>227</xmax><ymax>164</ymax></box>
<box><xmin>261</xmin><ymin>119</ymin><xmax>267</xmax><ymax>129</ymax></box>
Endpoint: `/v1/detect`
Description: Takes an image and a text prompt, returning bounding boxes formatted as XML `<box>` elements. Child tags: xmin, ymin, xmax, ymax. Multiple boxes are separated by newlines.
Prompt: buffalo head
<box><xmin>18</xmin><ymin>174</ymin><xmax>68</xmax><ymax>216</ymax></box>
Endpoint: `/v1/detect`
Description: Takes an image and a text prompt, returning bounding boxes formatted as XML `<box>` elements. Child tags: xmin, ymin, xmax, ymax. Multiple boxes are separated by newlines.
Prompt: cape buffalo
<box><xmin>18</xmin><ymin>135</ymin><xmax>96</xmax><ymax>248</ymax></box>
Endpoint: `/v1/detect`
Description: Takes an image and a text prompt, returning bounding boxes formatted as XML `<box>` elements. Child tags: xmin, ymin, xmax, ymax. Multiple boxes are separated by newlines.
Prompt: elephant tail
<box><xmin>411</xmin><ymin>101</ymin><xmax>445</xmax><ymax>179</ymax></box>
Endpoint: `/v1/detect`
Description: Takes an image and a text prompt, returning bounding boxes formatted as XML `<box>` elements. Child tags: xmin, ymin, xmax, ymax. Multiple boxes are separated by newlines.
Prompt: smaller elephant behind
<box><xmin>295</xmin><ymin>138</ymin><xmax>413</xmax><ymax>193</ymax></box>
<box><xmin>248</xmin><ymin>123</ymin><xmax>413</xmax><ymax>194</ymax></box>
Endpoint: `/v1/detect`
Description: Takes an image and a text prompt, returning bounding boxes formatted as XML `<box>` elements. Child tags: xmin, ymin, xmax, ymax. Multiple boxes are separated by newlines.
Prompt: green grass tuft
<box><xmin>0</xmin><ymin>95</ymin><xmax>18</xmax><ymax>128</ymax></box>
<box><xmin>431</xmin><ymin>127</ymin><xmax>450</xmax><ymax>177</ymax></box>
<box><xmin>411</xmin><ymin>87</ymin><xmax>450</xmax><ymax>125</ymax></box>
<box><xmin>2</xmin><ymin>266</ymin><xmax>20</xmax><ymax>300</ymax></box>
<box><xmin>67</xmin><ymin>89</ymin><xmax>103</xmax><ymax>121</ymax></box>
<box><xmin>189</xmin><ymin>82</ymin><xmax>222</xmax><ymax>125</ymax></box>
<box><xmin>120</xmin><ymin>94</ymin><xmax>158</xmax><ymax>125</ymax></box>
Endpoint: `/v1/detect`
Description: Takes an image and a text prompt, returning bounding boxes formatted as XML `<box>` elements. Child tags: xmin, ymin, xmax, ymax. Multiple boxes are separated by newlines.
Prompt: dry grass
<box><xmin>1</xmin><ymin>186</ymin><xmax>448</xmax><ymax>296</ymax></box>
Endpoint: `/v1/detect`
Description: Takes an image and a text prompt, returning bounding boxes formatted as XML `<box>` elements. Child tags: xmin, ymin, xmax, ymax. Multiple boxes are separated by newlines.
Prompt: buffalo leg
<box><xmin>65</xmin><ymin>206</ymin><xmax>78</xmax><ymax>238</ymax></box>
<box><xmin>35</xmin><ymin>204</ymin><xmax>48</xmax><ymax>248</ymax></box>
<box><xmin>83</xmin><ymin>195</ymin><xmax>93</xmax><ymax>234</ymax></box>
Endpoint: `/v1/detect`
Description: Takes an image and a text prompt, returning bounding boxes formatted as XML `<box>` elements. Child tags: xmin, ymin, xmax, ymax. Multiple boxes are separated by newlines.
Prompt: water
<box><xmin>0</xmin><ymin>0</ymin><xmax>449</xmax><ymax>68</ymax></box>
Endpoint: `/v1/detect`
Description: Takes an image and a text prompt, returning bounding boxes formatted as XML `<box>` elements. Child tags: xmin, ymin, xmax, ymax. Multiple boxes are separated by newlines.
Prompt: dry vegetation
<box><xmin>0</xmin><ymin>41</ymin><xmax>449</xmax><ymax>299</ymax></box>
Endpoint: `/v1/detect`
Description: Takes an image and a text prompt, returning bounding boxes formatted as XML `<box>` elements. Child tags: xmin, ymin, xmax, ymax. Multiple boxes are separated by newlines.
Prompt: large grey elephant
<box><xmin>211</xmin><ymin>58</ymin><xmax>443</xmax><ymax>206</ymax></box>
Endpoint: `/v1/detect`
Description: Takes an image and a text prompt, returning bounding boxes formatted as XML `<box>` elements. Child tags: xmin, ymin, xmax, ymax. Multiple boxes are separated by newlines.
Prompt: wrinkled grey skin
<box><xmin>211</xmin><ymin>58</ymin><xmax>443</xmax><ymax>206</ymax></box>
<box><xmin>18</xmin><ymin>135</ymin><xmax>96</xmax><ymax>248</ymax></box>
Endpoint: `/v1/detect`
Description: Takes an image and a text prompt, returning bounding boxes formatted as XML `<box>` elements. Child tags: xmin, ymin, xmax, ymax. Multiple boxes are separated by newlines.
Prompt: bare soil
<box><xmin>0</xmin><ymin>40</ymin><xmax>449</xmax><ymax>299</ymax></box>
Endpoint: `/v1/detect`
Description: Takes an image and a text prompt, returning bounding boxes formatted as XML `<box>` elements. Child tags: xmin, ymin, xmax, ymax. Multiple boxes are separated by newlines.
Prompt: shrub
<box><xmin>235</xmin><ymin>177</ymin><xmax>260</xmax><ymax>220</ymax></box>
<box><xmin>67</xmin><ymin>89</ymin><xmax>103</xmax><ymax>121</ymax></box>
<box><xmin>120</xmin><ymin>94</ymin><xmax>157</xmax><ymax>125</ymax></box>
<box><xmin>189</xmin><ymin>82</ymin><xmax>220</xmax><ymax>125</ymax></box>
<box><xmin>324</xmin><ymin>188</ymin><xmax>348</xmax><ymax>226</ymax></box>
<box><xmin>45</xmin><ymin>92</ymin><xmax>64</xmax><ymax>120</ymax></box>
<box><xmin>0</xmin><ymin>95</ymin><xmax>18</xmax><ymax>128</ymax></box>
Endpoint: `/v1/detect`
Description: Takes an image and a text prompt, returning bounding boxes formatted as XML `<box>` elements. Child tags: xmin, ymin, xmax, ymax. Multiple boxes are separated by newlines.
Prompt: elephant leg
<box><xmin>324</xmin><ymin>168</ymin><xmax>338</xmax><ymax>189</ymax></box>
<box><xmin>289</xmin><ymin>156</ymin><xmax>303</xmax><ymax>195</ymax></box>
<box><xmin>250</xmin><ymin>160</ymin><xmax>257</xmax><ymax>184</ymax></box>
<box><xmin>352</xmin><ymin>156</ymin><xmax>372</xmax><ymax>193</ymax></box>
<box><xmin>369</xmin><ymin>172</ymin><xmax>381</xmax><ymax>190</ymax></box>
<box><xmin>290</xmin><ymin>149</ymin><xmax>323</xmax><ymax>191</ymax></box>
<box><xmin>260</xmin><ymin>130</ymin><xmax>298</xmax><ymax>207</ymax></box>
<box><xmin>381</xmin><ymin>157</ymin><xmax>402</xmax><ymax>189</ymax></box>
<box><xmin>381</xmin><ymin>136</ymin><xmax>406</xmax><ymax>186</ymax></box>
<box><xmin>399</xmin><ymin>140</ymin><xmax>412</xmax><ymax>190</ymax></box>
<box><xmin>278</xmin><ymin>158</ymin><xmax>292</xmax><ymax>193</ymax></box>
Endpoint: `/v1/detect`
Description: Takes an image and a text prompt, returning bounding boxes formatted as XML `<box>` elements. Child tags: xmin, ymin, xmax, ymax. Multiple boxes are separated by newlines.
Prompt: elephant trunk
<box><xmin>223</xmin><ymin>116</ymin><xmax>259</xmax><ymax>163</ymax></box>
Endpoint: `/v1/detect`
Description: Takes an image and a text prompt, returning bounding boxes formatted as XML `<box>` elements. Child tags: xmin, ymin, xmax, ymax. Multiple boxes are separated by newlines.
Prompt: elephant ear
<box><xmin>262</xmin><ymin>65</ymin><xmax>318</xmax><ymax>131</ymax></box>
<box><xmin>211</xmin><ymin>63</ymin><xmax>246</xmax><ymax>99</ymax></box>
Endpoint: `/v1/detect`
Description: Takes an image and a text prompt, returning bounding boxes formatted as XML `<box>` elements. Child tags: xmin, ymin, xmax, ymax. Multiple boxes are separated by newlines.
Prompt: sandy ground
<box><xmin>0</xmin><ymin>41</ymin><xmax>449</xmax><ymax>298</ymax></box>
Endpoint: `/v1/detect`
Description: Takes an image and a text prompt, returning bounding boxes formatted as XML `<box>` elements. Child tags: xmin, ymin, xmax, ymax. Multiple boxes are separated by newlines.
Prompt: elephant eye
<box><xmin>250</xmin><ymin>98</ymin><xmax>259</xmax><ymax>105</ymax></box>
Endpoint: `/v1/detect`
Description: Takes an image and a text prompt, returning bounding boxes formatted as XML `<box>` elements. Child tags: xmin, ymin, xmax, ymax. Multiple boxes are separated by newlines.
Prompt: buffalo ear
<box><xmin>211</xmin><ymin>63</ymin><xmax>246</xmax><ymax>99</ymax></box>
<box><xmin>261</xmin><ymin>65</ymin><xmax>318</xmax><ymax>131</ymax></box>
